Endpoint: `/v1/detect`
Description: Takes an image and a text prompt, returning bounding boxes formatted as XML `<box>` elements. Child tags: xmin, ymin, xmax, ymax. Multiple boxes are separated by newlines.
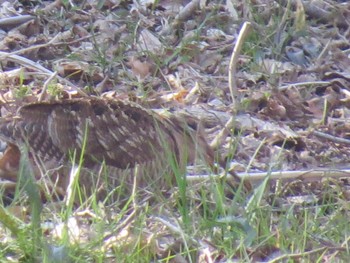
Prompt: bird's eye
<box><xmin>92</xmin><ymin>106</ymin><xmax>106</xmax><ymax>115</ymax></box>
<box><xmin>127</xmin><ymin>110</ymin><xmax>142</xmax><ymax>122</ymax></box>
<box><xmin>70</xmin><ymin>103</ymin><xmax>81</xmax><ymax>112</ymax></box>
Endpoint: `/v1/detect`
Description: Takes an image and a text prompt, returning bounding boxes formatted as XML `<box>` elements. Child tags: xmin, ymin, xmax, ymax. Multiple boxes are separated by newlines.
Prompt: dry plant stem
<box><xmin>154</xmin><ymin>216</ymin><xmax>195</xmax><ymax>263</ymax></box>
<box><xmin>0</xmin><ymin>51</ymin><xmax>52</xmax><ymax>74</ymax></box>
<box><xmin>228</xmin><ymin>21</ymin><xmax>251</xmax><ymax>110</ymax></box>
<box><xmin>317</xmin><ymin>39</ymin><xmax>331</xmax><ymax>61</ymax></box>
<box><xmin>0</xmin><ymin>34</ymin><xmax>63</xmax><ymax>59</ymax></box>
<box><xmin>313</xmin><ymin>130</ymin><xmax>350</xmax><ymax>145</ymax></box>
<box><xmin>153</xmin><ymin>216</ymin><xmax>199</xmax><ymax>246</ymax></box>
<box><xmin>0</xmin><ymin>15</ymin><xmax>35</xmax><ymax>28</ymax></box>
<box><xmin>0</xmin><ymin>51</ymin><xmax>87</xmax><ymax>96</ymax></box>
<box><xmin>102</xmin><ymin>209</ymin><xmax>137</xmax><ymax>248</ymax></box>
<box><xmin>278</xmin><ymin>81</ymin><xmax>330</xmax><ymax>91</ymax></box>
<box><xmin>202</xmin><ymin>248</ymin><xmax>214</xmax><ymax>263</ymax></box>
<box><xmin>329</xmin><ymin>235</ymin><xmax>350</xmax><ymax>259</ymax></box>
<box><xmin>186</xmin><ymin>169</ymin><xmax>350</xmax><ymax>183</ymax></box>
<box><xmin>268</xmin><ymin>247</ymin><xmax>329</xmax><ymax>263</ymax></box>
<box><xmin>158</xmin><ymin>68</ymin><xmax>173</xmax><ymax>92</ymax></box>
<box><xmin>210</xmin><ymin>116</ymin><xmax>235</xmax><ymax>149</ymax></box>
<box><xmin>38</xmin><ymin>71</ymin><xmax>58</xmax><ymax>102</ymax></box>
<box><xmin>0</xmin><ymin>34</ymin><xmax>92</xmax><ymax>58</ymax></box>
<box><xmin>0</xmin><ymin>181</ymin><xmax>17</xmax><ymax>188</ymax></box>
<box><xmin>132</xmin><ymin>165</ymin><xmax>139</xmax><ymax>209</ymax></box>
<box><xmin>65</xmin><ymin>166</ymin><xmax>80</xmax><ymax>207</ymax></box>
<box><xmin>154</xmin><ymin>217</ymin><xmax>219</xmax><ymax>263</ymax></box>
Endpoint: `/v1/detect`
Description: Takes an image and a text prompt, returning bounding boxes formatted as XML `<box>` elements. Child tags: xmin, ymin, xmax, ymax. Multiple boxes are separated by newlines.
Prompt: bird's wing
<box><xmin>3</xmin><ymin>98</ymin><xmax>178</xmax><ymax>169</ymax></box>
<box><xmin>88</xmin><ymin>99</ymin><xmax>178</xmax><ymax>169</ymax></box>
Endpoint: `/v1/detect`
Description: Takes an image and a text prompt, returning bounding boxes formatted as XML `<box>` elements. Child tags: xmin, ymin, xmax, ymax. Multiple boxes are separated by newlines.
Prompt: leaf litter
<box><xmin>0</xmin><ymin>0</ymin><xmax>349</xmax><ymax>261</ymax></box>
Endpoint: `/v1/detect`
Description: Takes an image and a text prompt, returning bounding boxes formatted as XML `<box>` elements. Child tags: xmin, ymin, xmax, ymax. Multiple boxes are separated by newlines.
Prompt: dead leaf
<box><xmin>138</xmin><ymin>29</ymin><xmax>163</xmax><ymax>53</ymax></box>
<box><xmin>126</xmin><ymin>56</ymin><xmax>153</xmax><ymax>79</ymax></box>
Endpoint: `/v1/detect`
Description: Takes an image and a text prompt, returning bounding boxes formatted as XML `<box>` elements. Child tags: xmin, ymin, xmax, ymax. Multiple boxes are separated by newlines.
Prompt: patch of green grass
<box><xmin>46</xmin><ymin>82</ymin><xmax>63</xmax><ymax>97</ymax></box>
<box><xmin>14</xmin><ymin>86</ymin><xmax>31</xmax><ymax>98</ymax></box>
<box><xmin>1</xmin><ymin>156</ymin><xmax>350</xmax><ymax>261</ymax></box>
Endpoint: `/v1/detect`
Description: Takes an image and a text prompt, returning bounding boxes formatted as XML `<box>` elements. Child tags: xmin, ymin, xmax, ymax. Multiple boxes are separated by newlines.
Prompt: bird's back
<box><xmin>0</xmin><ymin>97</ymin><xmax>247</xmax><ymax>201</ymax></box>
<box><xmin>0</xmin><ymin>98</ymin><xmax>184</xmax><ymax>168</ymax></box>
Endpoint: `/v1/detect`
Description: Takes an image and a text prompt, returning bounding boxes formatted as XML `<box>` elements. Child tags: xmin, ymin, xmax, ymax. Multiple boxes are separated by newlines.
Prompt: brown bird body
<box><xmin>0</xmin><ymin>97</ymin><xmax>243</xmax><ymax>200</ymax></box>
<box><xmin>0</xmin><ymin>98</ymin><xmax>179</xmax><ymax>169</ymax></box>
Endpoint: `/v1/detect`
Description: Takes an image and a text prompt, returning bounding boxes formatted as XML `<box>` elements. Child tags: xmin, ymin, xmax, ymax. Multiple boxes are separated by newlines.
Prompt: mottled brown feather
<box><xmin>0</xmin><ymin>98</ymin><xmax>199</xmax><ymax>175</ymax></box>
<box><xmin>0</xmin><ymin>97</ymin><xmax>246</xmax><ymax>198</ymax></box>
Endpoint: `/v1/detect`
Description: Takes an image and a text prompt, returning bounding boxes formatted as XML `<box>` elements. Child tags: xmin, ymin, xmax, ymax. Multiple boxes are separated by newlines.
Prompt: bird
<box><xmin>0</xmin><ymin>97</ymin><xmax>245</xmax><ymax>200</ymax></box>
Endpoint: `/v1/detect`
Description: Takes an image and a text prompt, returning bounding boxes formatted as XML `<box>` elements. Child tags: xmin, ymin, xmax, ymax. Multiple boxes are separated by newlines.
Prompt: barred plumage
<box><xmin>0</xmin><ymin>99</ymin><xmax>174</xmax><ymax>167</ymax></box>
<box><xmin>0</xmin><ymin>97</ymin><xmax>244</xmax><ymax>199</ymax></box>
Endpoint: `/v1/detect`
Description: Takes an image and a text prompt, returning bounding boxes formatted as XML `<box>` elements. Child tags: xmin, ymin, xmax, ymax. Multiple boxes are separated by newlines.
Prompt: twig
<box><xmin>211</xmin><ymin>22</ymin><xmax>252</xmax><ymax>163</ymax></box>
<box><xmin>313</xmin><ymin>130</ymin><xmax>350</xmax><ymax>145</ymax></box>
<box><xmin>0</xmin><ymin>51</ymin><xmax>87</xmax><ymax>96</ymax></box>
<box><xmin>65</xmin><ymin>165</ymin><xmax>80</xmax><ymax>208</ymax></box>
<box><xmin>328</xmin><ymin>234</ymin><xmax>350</xmax><ymax>259</ymax></box>
<box><xmin>278</xmin><ymin>81</ymin><xmax>330</xmax><ymax>91</ymax></box>
<box><xmin>0</xmin><ymin>15</ymin><xmax>34</xmax><ymax>30</ymax></box>
<box><xmin>153</xmin><ymin>216</ymin><xmax>199</xmax><ymax>246</ymax></box>
<box><xmin>210</xmin><ymin>116</ymin><xmax>235</xmax><ymax>149</ymax></box>
<box><xmin>186</xmin><ymin>168</ymin><xmax>350</xmax><ymax>183</ymax></box>
<box><xmin>228</xmin><ymin>21</ymin><xmax>251</xmax><ymax>110</ymax></box>
<box><xmin>38</xmin><ymin>71</ymin><xmax>58</xmax><ymax>102</ymax></box>
<box><xmin>102</xmin><ymin>208</ymin><xmax>137</xmax><ymax>246</ymax></box>
<box><xmin>268</xmin><ymin>247</ymin><xmax>329</xmax><ymax>263</ymax></box>
<box><xmin>132</xmin><ymin>165</ymin><xmax>139</xmax><ymax>209</ymax></box>
<box><xmin>0</xmin><ymin>35</ymin><xmax>92</xmax><ymax>60</ymax></box>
